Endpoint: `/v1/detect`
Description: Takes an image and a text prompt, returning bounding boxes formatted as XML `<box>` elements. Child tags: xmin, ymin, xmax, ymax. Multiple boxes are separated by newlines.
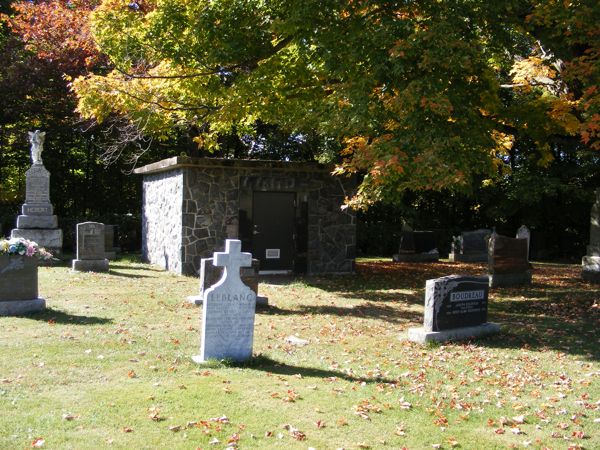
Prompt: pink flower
<box><xmin>26</xmin><ymin>245</ymin><xmax>36</xmax><ymax>257</ymax></box>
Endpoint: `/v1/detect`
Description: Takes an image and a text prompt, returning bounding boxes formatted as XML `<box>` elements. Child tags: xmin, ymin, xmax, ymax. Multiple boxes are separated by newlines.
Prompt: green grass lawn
<box><xmin>1</xmin><ymin>257</ymin><xmax>598</xmax><ymax>449</ymax></box>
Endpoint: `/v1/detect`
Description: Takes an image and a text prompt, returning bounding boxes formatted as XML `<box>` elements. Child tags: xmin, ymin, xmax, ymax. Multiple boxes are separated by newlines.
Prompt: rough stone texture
<box><xmin>16</xmin><ymin>215</ymin><xmax>58</xmax><ymax>229</ymax></box>
<box><xmin>407</xmin><ymin>322</ymin><xmax>500</xmax><ymax>344</ymax></box>
<box><xmin>141</xmin><ymin>170</ymin><xmax>184</xmax><ymax>273</ymax></box>
<box><xmin>136</xmin><ymin>157</ymin><xmax>356</xmax><ymax>276</ymax></box>
<box><xmin>194</xmin><ymin>240</ymin><xmax>256</xmax><ymax>363</ymax></box>
<box><xmin>489</xmin><ymin>271</ymin><xmax>533</xmax><ymax>287</ymax></box>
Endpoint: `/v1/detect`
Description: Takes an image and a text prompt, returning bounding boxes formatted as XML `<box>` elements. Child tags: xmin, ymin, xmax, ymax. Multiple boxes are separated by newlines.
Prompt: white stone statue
<box><xmin>28</xmin><ymin>130</ymin><xmax>46</xmax><ymax>165</ymax></box>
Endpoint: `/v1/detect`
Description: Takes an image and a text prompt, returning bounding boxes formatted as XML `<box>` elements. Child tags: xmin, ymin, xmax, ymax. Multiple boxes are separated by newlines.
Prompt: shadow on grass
<box><xmin>109</xmin><ymin>263</ymin><xmax>164</xmax><ymax>272</ymax></box>
<box><xmin>21</xmin><ymin>307</ymin><xmax>113</xmax><ymax>325</ymax></box>
<box><xmin>228</xmin><ymin>354</ymin><xmax>397</xmax><ymax>384</ymax></box>
<box><xmin>107</xmin><ymin>269</ymin><xmax>153</xmax><ymax>279</ymax></box>
<box><xmin>258</xmin><ymin>302</ymin><xmax>422</xmax><ymax>323</ymax></box>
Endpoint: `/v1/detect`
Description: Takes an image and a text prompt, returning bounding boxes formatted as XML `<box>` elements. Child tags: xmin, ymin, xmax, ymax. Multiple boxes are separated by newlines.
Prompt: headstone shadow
<box><xmin>231</xmin><ymin>355</ymin><xmax>397</xmax><ymax>385</ymax></box>
<box><xmin>18</xmin><ymin>307</ymin><xmax>113</xmax><ymax>325</ymax></box>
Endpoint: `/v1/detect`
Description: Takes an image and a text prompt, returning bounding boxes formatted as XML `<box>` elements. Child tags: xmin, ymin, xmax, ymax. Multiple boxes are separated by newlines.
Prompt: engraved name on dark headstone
<box><xmin>424</xmin><ymin>275</ymin><xmax>490</xmax><ymax>332</ymax></box>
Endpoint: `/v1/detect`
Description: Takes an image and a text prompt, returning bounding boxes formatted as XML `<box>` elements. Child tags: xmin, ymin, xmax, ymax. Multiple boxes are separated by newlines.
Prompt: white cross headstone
<box><xmin>193</xmin><ymin>239</ymin><xmax>257</xmax><ymax>363</ymax></box>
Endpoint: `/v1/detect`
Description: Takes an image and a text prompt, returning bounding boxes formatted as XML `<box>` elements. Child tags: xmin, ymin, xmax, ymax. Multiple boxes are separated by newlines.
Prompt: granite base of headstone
<box><xmin>407</xmin><ymin>275</ymin><xmax>500</xmax><ymax>344</ymax></box>
<box><xmin>582</xmin><ymin>189</ymin><xmax>600</xmax><ymax>283</ymax></box>
<box><xmin>0</xmin><ymin>256</ymin><xmax>45</xmax><ymax>316</ymax></box>
<box><xmin>72</xmin><ymin>222</ymin><xmax>109</xmax><ymax>272</ymax></box>
<box><xmin>192</xmin><ymin>239</ymin><xmax>257</xmax><ymax>363</ymax></box>
<box><xmin>11</xmin><ymin>161</ymin><xmax>63</xmax><ymax>258</ymax></box>
<box><xmin>187</xmin><ymin>257</ymin><xmax>267</xmax><ymax>306</ymax></box>
<box><xmin>448</xmin><ymin>229</ymin><xmax>491</xmax><ymax>263</ymax></box>
<box><xmin>392</xmin><ymin>230</ymin><xmax>439</xmax><ymax>262</ymax></box>
<box><xmin>488</xmin><ymin>233</ymin><xmax>532</xmax><ymax>288</ymax></box>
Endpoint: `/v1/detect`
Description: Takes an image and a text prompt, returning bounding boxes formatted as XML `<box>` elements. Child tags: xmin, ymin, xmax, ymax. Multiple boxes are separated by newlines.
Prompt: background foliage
<box><xmin>1</xmin><ymin>0</ymin><xmax>599</xmax><ymax>256</ymax></box>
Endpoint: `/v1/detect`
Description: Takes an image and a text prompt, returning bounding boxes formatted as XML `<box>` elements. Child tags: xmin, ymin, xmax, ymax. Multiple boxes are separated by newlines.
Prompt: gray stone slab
<box><xmin>76</xmin><ymin>222</ymin><xmax>106</xmax><ymax>260</ymax></box>
<box><xmin>407</xmin><ymin>322</ymin><xmax>500</xmax><ymax>344</ymax></box>
<box><xmin>188</xmin><ymin>294</ymin><xmax>268</xmax><ymax>307</ymax></box>
<box><xmin>194</xmin><ymin>239</ymin><xmax>256</xmax><ymax>363</ymax></box>
<box><xmin>24</xmin><ymin>165</ymin><xmax>51</xmax><ymax>204</ymax></box>
<box><xmin>516</xmin><ymin>225</ymin><xmax>531</xmax><ymax>261</ymax></box>
<box><xmin>16</xmin><ymin>215</ymin><xmax>58</xmax><ymax>229</ymax></box>
<box><xmin>0</xmin><ymin>255</ymin><xmax>38</xmax><ymax>300</ymax></box>
<box><xmin>72</xmin><ymin>258</ymin><xmax>109</xmax><ymax>272</ymax></box>
<box><xmin>489</xmin><ymin>271</ymin><xmax>532</xmax><ymax>288</ymax></box>
<box><xmin>10</xmin><ymin>228</ymin><xmax>63</xmax><ymax>252</ymax></box>
<box><xmin>22</xmin><ymin>202</ymin><xmax>54</xmax><ymax>216</ymax></box>
<box><xmin>0</xmin><ymin>298</ymin><xmax>45</xmax><ymax>316</ymax></box>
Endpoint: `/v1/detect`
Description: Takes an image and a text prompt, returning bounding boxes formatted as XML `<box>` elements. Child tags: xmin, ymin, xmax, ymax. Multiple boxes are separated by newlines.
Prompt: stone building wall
<box><xmin>141</xmin><ymin>170</ymin><xmax>183</xmax><ymax>273</ymax></box>
<box><xmin>137</xmin><ymin>157</ymin><xmax>355</xmax><ymax>276</ymax></box>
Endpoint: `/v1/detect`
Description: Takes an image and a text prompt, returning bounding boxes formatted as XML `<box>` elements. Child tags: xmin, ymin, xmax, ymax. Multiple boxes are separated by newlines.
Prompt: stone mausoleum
<box><xmin>135</xmin><ymin>157</ymin><xmax>356</xmax><ymax>276</ymax></box>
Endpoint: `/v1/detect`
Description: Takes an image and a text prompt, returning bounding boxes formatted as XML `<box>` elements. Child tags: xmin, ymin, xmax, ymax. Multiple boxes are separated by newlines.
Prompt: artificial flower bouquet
<box><xmin>0</xmin><ymin>237</ymin><xmax>53</xmax><ymax>260</ymax></box>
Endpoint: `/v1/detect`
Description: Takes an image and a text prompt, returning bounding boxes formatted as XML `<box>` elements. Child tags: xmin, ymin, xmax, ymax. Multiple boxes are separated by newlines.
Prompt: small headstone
<box><xmin>393</xmin><ymin>230</ymin><xmax>439</xmax><ymax>262</ymax></box>
<box><xmin>104</xmin><ymin>225</ymin><xmax>119</xmax><ymax>260</ymax></box>
<box><xmin>193</xmin><ymin>239</ymin><xmax>257</xmax><ymax>363</ymax></box>
<box><xmin>516</xmin><ymin>225</ymin><xmax>531</xmax><ymax>261</ymax></box>
<box><xmin>449</xmin><ymin>229</ymin><xmax>491</xmax><ymax>262</ymax></box>
<box><xmin>582</xmin><ymin>189</ymin><xmax>600</xmax><ymax>282</ymax></box>
<box><xmin>72</xmin><ymin>222</ymin><xmax>109</xmax><ymax>272</ymax></box>
<box><xmin>488</xmin><ymin>233</ymin><xmax>532</xmax><ymax>287</ymax></box>
<box><xmin>408</xmin><ymin>275</ymin><xmax>499</xmax><ymax>343</ymax></box>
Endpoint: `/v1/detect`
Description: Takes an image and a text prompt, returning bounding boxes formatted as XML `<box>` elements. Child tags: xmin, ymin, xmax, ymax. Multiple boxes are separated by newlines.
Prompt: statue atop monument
<box><xmin>28</xmin><ymin>130</ymin><xmax>46</xmax><ymax>165</ymax></box>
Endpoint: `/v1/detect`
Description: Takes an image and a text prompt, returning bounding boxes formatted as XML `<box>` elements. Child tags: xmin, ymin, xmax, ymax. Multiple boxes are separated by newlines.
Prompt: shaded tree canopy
<box><xmin>72</xmin><ymin>0</ymin><xmax>600</xmax><ymax>208</ymax></box>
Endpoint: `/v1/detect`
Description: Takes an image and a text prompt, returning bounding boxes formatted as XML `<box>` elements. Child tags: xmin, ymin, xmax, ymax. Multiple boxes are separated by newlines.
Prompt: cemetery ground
<box><xmin>1</xmin><ymin>258</ymin><xmax>598</xmax><ymax>450</ymax></box>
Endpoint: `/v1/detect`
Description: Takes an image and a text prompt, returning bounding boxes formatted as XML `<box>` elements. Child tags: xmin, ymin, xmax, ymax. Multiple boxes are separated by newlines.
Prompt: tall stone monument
<box><xmin>11</xmin><ymin>131</ymin><xmax>63</xmax><ymax>256</ymax></box>
<box><xmin>582</xmin><ymin>189</ymin><xmax>600</xmax><ymax>283</ymax></box>
<box><xmin>193</xmin><ymin>239</ymin><xmax>257</xmax><ymax>363</ymax></box>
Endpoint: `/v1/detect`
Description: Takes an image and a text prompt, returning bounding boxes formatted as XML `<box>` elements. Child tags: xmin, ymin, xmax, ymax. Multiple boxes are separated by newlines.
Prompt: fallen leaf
<box><xmin>168</xmin><ymin>425</ymin><xmax>181</xmax><ymax>432</ymax></box>
<box><xmin>31</xmin><ymin>438</ymin><xmax>45</xmax><ymax>448</ymax></box>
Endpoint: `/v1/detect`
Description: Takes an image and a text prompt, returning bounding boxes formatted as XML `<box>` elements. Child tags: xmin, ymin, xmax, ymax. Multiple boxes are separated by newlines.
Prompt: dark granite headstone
<box><xmin>488</xmin><ymin>234</ymin><xmax>532</xmax><ymax>287</ymax></box>
<box><xmin>413</xmin><ymin>231</ymin><xmax>437</xmax><ymax>253</ymax></box>
<box><xmin>424</xmin><ymin>275</ymin><xmax>490</xmax><ymax>331</ymax></box>
<box><xmin>449</xmin><ymin>229</ymin><xmax>491</xmax><ymax>262</ymax></box>
<box><xmin>407</xmin><ymin>275</ymin><xmax>499</xmax><ymax>343</ymax></box>
<box><xmin>397</xmin><ymin>231</ymin><xmax>416</xmax><ymax>254</ymax></box>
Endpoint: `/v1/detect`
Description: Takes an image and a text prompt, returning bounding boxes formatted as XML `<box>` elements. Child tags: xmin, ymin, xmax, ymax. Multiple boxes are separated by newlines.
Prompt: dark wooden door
<box><xmin>252</xmin><ymin>192</ymin><xmax>295</xmax><ymax>271</ymax></box>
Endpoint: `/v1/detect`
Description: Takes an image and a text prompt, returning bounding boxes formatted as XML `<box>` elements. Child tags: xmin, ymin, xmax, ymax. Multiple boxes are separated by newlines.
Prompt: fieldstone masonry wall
<box><xmin>142</xmin><ymin>170</ymin><xmax>184</xmax><ymax>273</ymax></box>
<box><xmin>137</xmin><ymin>157</ymin><xmax>356</xmax><ymax>276</ymax></box>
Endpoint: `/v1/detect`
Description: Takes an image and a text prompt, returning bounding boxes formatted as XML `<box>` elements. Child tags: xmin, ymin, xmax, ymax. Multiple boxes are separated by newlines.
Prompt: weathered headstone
<box><xmin>516</xmin><ymin>225</ymin><xmax>531</xmax><ymax>261</ymax></box>
<box><xmin>393</xmin><ymin>230</ymin><xmax>439</xmax><ymax>262</ymax></box>
<box><xmin>104</xmin><ymin>224</ymin><xmax>120</xmax><ymax>260</ymax></box>
<box><xmin>11</xmin><ymin>130</ymin><xmax>63</xmax><ymax>256</ymax></box>
<box><xmin>187</xmin><ymin>256</ymin><xmax>267</xmax><ymax>306</ymax></box>
<box><xmin>72</xmin><ymin>222</ymin><xmax>109</xmax><ymax>272</ymax></box>
<box><xmin>408</xmin><ymin>275</ymin><xmax>499</xmax><ymax>343</ymax></box>
<box><xmin>582</xmin><ymin>189</ymin><xmax>600</xmax><ymax>283</ymax></box>
<box><xmin>193</xmin><ymin>239</ymin><xmax>257</xmax><ymax>363</ymax></box>
<box><xmin>488</xmin><ymin>233</ymin><xmax>532</xmax><ymax>287</ymax></box>
<box><xmin>449</xmin><ymin>229</ymin><xmax>491</xmax><ymax>262</ymax></box>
